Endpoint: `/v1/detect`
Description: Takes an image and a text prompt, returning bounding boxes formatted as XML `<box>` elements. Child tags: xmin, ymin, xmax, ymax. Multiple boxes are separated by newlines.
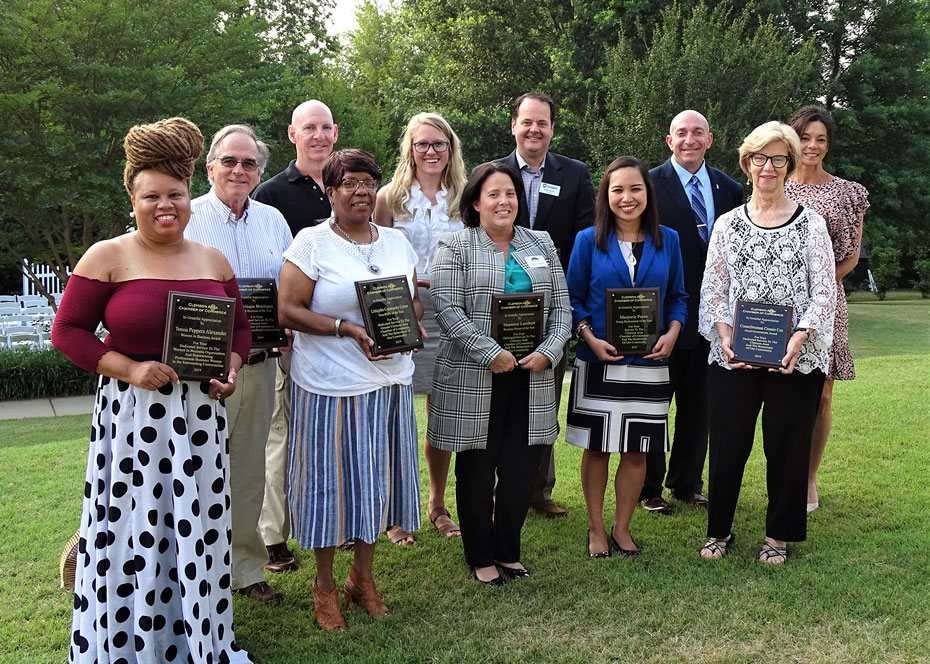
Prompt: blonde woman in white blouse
<box><xmin>374</xmin><ymin>113</ymin><xmax>467</xmax><ymax>545</ymax></box>
<box><xmin>698</xmin><ymin>121</ymin><xmax>836</xmax><ymax>565</ymax></box>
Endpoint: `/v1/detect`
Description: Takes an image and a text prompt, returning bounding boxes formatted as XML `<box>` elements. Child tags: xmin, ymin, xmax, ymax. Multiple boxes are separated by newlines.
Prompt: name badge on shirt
<box><xmin>525</xmin><ymin>255</ymin><xmax>548</xmax><ymax>268</ymax></box>
<box><xmin>539</xmin><ymin>182</ymin><xmax>561</xmax><ymax>197</ymax></box>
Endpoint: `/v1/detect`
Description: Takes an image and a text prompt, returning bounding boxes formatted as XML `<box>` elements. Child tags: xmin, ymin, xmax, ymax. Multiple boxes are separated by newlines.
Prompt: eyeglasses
<box><xmin>412</xmin><ymin>141</ymin><xmax>450</xmax><ymax>153</ymax></box>
<box><xmin>340</xmin><ymin>178</ymin><xmax>379</xmax><ymax>192</ymax></box>
<box><xmin>749</xmin><ymin>153</ymin><xmax>790</xmax><ymax>168</ymax></box>
<box><xmin>217</xmin><ymin>156</ymin><xmax>260</xmax><ymax>172</ymax></box>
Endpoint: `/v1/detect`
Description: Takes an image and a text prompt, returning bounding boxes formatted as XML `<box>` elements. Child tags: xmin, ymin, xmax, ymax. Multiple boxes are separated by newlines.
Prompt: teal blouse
<box><xmin>504</xmin><ymin>249</ymin><xmax>532</xmax><ymax>293</ymax></box>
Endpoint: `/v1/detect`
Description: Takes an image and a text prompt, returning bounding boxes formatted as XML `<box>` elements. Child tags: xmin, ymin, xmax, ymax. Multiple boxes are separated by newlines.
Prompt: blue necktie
<box><xmin>690</xmin><ymin>175</ymin><xmax>709</xmax><ymax>245</ymax></box>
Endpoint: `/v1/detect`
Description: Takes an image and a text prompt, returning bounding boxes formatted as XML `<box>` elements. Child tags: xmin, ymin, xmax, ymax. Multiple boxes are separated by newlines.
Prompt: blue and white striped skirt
<box><xmin>287</xmin><ymin>381</ymin><xmax>421</xmax><ymax>549</ymax></box>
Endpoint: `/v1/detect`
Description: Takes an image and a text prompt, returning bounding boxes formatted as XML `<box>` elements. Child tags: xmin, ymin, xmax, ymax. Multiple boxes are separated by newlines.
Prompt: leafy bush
<box><xmin>0</xmin><ymin>347</ymin><xmax>96</xmax><ymax>401</ymax></box>
<box><xmin>870</xmin><ymin>245</ymin><xmax>902</xmax><ymax>301</ymax></box>
<box><xmin>912</xmin><ymin>256</ymin><xmax>930</xmax><ymax>299</ymax></box>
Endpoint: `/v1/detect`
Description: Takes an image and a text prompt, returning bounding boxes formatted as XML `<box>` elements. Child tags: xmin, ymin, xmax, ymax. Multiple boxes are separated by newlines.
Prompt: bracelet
<box><xmin>576</xmin><ymin>323</ymin><xmax>592</xmax><ymax>337</ymax></box>
<box><xmin>334</xmin><ymin>318</ymin><xmax>342</xmax><ymax>338</ymax></box>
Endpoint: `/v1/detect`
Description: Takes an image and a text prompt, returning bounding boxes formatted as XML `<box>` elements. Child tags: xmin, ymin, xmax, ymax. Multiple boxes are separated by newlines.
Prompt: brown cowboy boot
<box><xmin>312</xmin><ymin>581</ymin><xmax>347</xmax><ymax>631</ymax></box>
<box><xmin>343</xmin><ymin>566</ymin><xmax>390</xmax><ymax>617</ymax></box>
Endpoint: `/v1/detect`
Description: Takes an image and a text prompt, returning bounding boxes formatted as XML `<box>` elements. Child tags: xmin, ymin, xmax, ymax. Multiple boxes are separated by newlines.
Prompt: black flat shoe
<box><xmin>497</xmin><ymin>565</ymin><xmax>530</xmax><ymax>580</ymax></box>
<box><xmin>470</xmin><ymin>566</ymin><xmax>505</xmax><ymax>586</ymax></box>
<box><xmin>609</xmin><ymin>528</ymin><xmax>641</xmax><ymax>557</ymax></box>
<box><xmin>587</xmin><ymin>529</ymin><xmax>611</xmax><ymax>558</ymax></box>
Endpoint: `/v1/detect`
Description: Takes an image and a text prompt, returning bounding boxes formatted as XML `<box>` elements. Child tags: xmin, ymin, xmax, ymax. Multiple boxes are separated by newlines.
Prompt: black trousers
<box><xmin>706</xmin><ymin>364</ymin><xmax>825</xmax><ymax>542</ymax></box>
<box><xmin>456</xmin><ymin>370</ymin><xmax>542</xmax><ymax>568</ymax></box>
<box><xmin>641</xmin><ymin>340</ymin><xmax>709</xmax><ymax>499</ymax></box>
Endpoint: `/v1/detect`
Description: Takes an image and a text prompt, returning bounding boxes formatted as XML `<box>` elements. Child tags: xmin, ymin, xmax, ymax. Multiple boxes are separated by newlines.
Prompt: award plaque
<box><xmin>237</xmin><ymin>278</ymin><xmax>287</xmax><ymax>348</ymax></box>
<box><xmin>605</xmin><ymin>288</ymin><xmax>661</xmax><ymax>356</ymax></box>
<box><xmin>490</xmin><ymin>293</ymin><xmax>544</xmax><ymax>360</ymax></box>
<box><xmin>354</xmin><ymin>276</ymin><xmax>424</xmax><ymax>355</ymax></box>
<box><xmin>731</xmin><ymin>300</ymin><xmax>794</xmax><ymax>368</ymax></box>
<box><xmin>162</xmin><ymin>292</ymin><xmax>235</xmax><ymax>382</ymax></box>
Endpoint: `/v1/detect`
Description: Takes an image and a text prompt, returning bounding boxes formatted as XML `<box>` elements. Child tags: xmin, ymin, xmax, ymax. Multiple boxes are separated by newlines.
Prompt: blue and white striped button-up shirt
<box><xmin>516</xmin><ymin>151</ymin><xmax>545</xmax><ymax>229</ymax></box>
<box><xmin>186</xmin><ymin>188</ymin><xmax>294</xmax><ymax>284</ymax></box>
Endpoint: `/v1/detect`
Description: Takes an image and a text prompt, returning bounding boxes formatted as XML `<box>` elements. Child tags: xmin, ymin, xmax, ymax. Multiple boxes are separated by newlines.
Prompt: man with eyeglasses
<box><xmin>497</xmin><ymin>92</ymin><xmax>595</xmax><ymax>519</ymax></box>
<box><xmin>252</xmin><ymin>100</ymin><xmax>339</xmax><ymax>569</ymax></box>
<box><xmin>186</xmin><ymin>124</ymin><xmax>294</xmax><ymax>602</ymax></box>
<box><xmin>642</xmin><ymin>110</ymin><xmax>744</xmax><ymax>515</ymax></box>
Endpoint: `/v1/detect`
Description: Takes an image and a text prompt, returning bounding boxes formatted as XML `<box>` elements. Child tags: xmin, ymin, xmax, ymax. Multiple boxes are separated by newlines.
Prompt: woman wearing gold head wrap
<box><xmin>52</xmin><ymin>117</ymin><xmax>253</xmax><ymax>663</ymax></box>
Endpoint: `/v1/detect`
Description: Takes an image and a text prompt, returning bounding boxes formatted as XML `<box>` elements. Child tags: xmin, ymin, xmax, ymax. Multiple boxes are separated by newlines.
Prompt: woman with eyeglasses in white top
<box><xmin>374</xmin><ymin>113</ymin><xmax>467</xmax><ymax>545</ymax></box>
<box><xmin>279</xmin><ymin>149</ymin><xmax>424</xmax><ymax>630</ymax></box>
<box><xmin>698</xmin><ymin>122</ymin><xmax>836</xmax><ymax>565</ymax></box>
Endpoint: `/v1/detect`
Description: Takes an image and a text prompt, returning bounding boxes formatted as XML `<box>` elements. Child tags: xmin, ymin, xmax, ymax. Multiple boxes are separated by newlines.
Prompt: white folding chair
<box><xmin>18</xmin><ymin>295</ymin><xmax>50</xmax><ymax>308</ymax></box>
<box><xmin>5</xmin><ymin>326</ymin><xmax>46</xmax><ymax>349</ymax></box>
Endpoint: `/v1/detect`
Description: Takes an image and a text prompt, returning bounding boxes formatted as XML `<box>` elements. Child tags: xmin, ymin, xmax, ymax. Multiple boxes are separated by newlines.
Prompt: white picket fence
<box><xmin>21</xmin><ymin>259</ymin><xmax>67</xmax><ymax>297</ymax></box>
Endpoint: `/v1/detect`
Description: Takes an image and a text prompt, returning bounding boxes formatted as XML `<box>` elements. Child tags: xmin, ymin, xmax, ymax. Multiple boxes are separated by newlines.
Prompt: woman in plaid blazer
<box><xmin>427</xmin><ymin>162</ymin><xmax>572</xmax><ymax>585</ymax></box>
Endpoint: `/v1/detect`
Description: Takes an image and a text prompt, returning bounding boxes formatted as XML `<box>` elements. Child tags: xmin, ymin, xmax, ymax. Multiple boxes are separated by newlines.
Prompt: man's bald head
<box><xmin>666</xmin><ymin>110</ymin><xmax>713</xmax><ymax>173</ymax></box>
<box><xmin>291</xmin><ymin>99</ymin><xmax>333</xmax><ymax>126</ymax></box>
<box><xmin>288</xmin><ymin>99</ymin><xmax>338</xmax><ymax>171</ymax></box>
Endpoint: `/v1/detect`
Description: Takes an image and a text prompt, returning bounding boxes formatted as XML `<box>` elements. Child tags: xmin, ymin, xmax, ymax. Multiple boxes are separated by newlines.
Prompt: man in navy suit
<box><xmin>498</xmin><ymin>92</ymin><xmax>595</xmax><ymax>517</ymax></box>
<box><xmin>641</xmin><ymin>110</ymin><xmax>743</xmax><ymax>515</ymax></box>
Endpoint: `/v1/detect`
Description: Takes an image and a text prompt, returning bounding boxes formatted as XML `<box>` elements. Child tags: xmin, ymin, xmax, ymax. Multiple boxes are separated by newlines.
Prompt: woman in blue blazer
<box><xmin>565</xmin><ymin>156</ymin><xmax>687</xmax><ymax>558</ymax></box>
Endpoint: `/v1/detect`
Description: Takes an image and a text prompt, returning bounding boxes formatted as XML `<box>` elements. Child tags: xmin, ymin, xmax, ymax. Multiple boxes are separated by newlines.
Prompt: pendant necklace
<box><xmin>617</xmin><ymin>233</ymin><xmax>637</xmax><ymax>267</ymax></box>
<box><xmin>332</xmin><ymin>219</ymin><xmax>381</xmax><ymax>274</ymax></box>
<box><xmin>620</xmin><ymin>242</ymin><xmax>637</xmax><ymax>267</ymax></box>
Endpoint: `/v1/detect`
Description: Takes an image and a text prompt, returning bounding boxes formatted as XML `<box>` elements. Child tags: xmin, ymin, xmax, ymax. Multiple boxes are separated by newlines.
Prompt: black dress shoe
<box><xmin>639</xmin><ymin>496</ymin><xmax>673</xmax><ymax>515</ymax></box>
<box><xmin>674</xmin><ymin>491</ymin><xmax>709</xmax><ymax>507</ymax></box>
<box><xmin>265</xmin><ymin>542</ymin><xmax>298</xmax><ymax>573</ymax></box>
<box><xmin>609</xmin><ymin>528</ymin><xmax>641</xmax><ymax>557</ymax></box>
<box><xmin>470</xmin><ymin>566</ymin><xmax>505</xmax><ymax>586</ymax></box>
<box><xmin>587</xmin><ymin>529</ymin><xmax>611</xmax><ymax>558</ymax></box>
<box><xmin>497</xmin><ymin>565</ymin><xmax>531</xmax><ymax>580</ymax></box>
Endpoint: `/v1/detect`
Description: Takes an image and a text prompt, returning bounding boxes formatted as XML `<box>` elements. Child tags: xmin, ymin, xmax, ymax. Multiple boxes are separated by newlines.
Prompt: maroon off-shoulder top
<box><xmin>51</xmin><ymin>275</ymin><xmax>252</xmax><ymax>374</ymax></box>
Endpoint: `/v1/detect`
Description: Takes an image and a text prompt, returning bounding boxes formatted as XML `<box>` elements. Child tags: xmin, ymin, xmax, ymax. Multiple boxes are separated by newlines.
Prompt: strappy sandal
<box><xmin>700</xmin><ymin>533</ymin><xmax>734</xmax><ymax>560</ymax></box>
<box><xmin>428</xmin><ymin>506</ymin><xmax>461</xmax><ymax>538</ymax></box>
<box><xmin>386</xmin><ymin>525</ymin><xmax>414</xmax><ymax>546</ymax></box>
<box><xmin>758</xmin><ymin>540</ymin><xmax>787</xmax><ymax>565</ymax></box>
<box><xmin>59</xmin><ymin>530</ymin><xmax>81</xmax><ymax>589</ymax></box>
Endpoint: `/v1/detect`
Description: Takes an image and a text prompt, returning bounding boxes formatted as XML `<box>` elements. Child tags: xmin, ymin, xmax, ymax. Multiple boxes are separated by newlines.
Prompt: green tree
<box><xmin>584</xmin><ymin>2</ymin><xmax>818</xmax><ymax>178</ymax></box>
<box><xmin>762</xmin><ymin>0</ymin><xmax>930</xmax><ymax>290</ymax></box>
<box><xmin>0</xmin><ymin>0</ymin><xmax>330</xmax><ymax>300</ymax></box>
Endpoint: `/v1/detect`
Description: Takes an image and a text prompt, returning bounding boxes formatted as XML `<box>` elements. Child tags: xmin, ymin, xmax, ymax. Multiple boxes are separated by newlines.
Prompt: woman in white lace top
<box><xmin>697</xmin><ymin>121</ymin><xmax>836</xmax><ymax>565</ymax></box>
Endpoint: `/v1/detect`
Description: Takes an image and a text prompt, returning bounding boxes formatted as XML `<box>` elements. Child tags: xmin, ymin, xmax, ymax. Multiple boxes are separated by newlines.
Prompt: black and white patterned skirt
<box><xmin>69</xmin><ymin>375</ymin><xmax>251</xmax><ymax>663</ymax></box>
<box><xmin>565</xmin><ymin>359</ymin><xmax>671</xmax><ymax>454</ymax></box>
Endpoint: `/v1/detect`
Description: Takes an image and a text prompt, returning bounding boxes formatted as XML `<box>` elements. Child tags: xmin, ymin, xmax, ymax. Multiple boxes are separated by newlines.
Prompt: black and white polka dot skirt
<box><xmin>68</xmin><ymin>376</ymin><xmax>252</xmax><ymax>663</ymax></box>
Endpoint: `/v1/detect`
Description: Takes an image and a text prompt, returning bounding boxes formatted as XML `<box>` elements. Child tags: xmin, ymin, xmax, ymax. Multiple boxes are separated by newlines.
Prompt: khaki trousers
<box><xmin>225</xmin><ymin>358</ymin><xmax>276</xmax><ymax>589</ymax></box>
<box><xmin>259</xmin><ymin>351</ymin><xmax>292</xmax><ymax>546</ymax></box>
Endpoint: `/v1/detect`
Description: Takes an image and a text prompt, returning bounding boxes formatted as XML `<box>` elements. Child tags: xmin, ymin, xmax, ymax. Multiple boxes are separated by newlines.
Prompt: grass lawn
<box><xmin>1</xmin><ymin>294</ymin><xmax>928</xmax><ymax>663</ymax></box>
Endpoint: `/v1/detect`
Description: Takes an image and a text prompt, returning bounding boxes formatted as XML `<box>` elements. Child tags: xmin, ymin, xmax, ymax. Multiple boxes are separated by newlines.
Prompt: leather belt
<box><xmin>245</xmin><ymin>349</ymin><xmax>282</xmax><ymax>366</ymax></box>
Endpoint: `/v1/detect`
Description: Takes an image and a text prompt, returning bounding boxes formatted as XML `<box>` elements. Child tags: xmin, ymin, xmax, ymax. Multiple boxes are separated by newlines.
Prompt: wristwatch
<box><xmin>575</xmin><ymin>323</ymin><xmax>592</xmax><ymax>337</ymax></box>
<box><xmin>793</xmin><ymin>327</ymin><xmax>811</xmax><ymax>340</ymax></box>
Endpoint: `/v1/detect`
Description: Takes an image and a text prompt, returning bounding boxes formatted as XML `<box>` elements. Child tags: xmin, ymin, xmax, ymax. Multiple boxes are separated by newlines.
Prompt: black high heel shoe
<box><xmin>609</xmin><ymin>528</ymin><xmax>641</xmax><ymax>557</ymax></box>
<box><xmin>470</xmin><ymin>566</ymin><xmax>505</xmax><ymax>586</ymax></box>
<box><xmin>497</xmin><ymin>565</ymin><xmax>531</xmax><ymax>580</ymax></box>
<box><xmin>587</xmin><ymin>529</ymin><xmax>611</xmax><ymax>558</ymax></box>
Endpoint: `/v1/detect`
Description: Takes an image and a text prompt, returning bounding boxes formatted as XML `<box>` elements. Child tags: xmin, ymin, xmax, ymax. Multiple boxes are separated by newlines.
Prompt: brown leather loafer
<box><xmin>234</xmin><ymin>581</ymin><xmax>283</xmax><ymax>603</ymax></box>
<box><xmin>639</xmin><ymin>496</ymin><xmax>673</xmax><ymax>515</ymax></box>
<box><xmin>344</xmin><ymin>567</ymin><xmax>390</xmax><ymax>617</ymax></box>
<box><xmin>265</xmin><ymin>542</ymin><xmax>299</xmax><ymax>573</ymax></box>
<box><xmin>313</xmin><ymin>582</ymin><xmax>347</xmax><ymax>631</ymax></box>
<box><xmin>674</xmin><ymin>492</ymin><xmax>709</xmax><ymax>508</ymax></box>
<box><xmin>531</xmin><ymin>500</ymin><xmax>568</xmax><ymax>518</ymax></box>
